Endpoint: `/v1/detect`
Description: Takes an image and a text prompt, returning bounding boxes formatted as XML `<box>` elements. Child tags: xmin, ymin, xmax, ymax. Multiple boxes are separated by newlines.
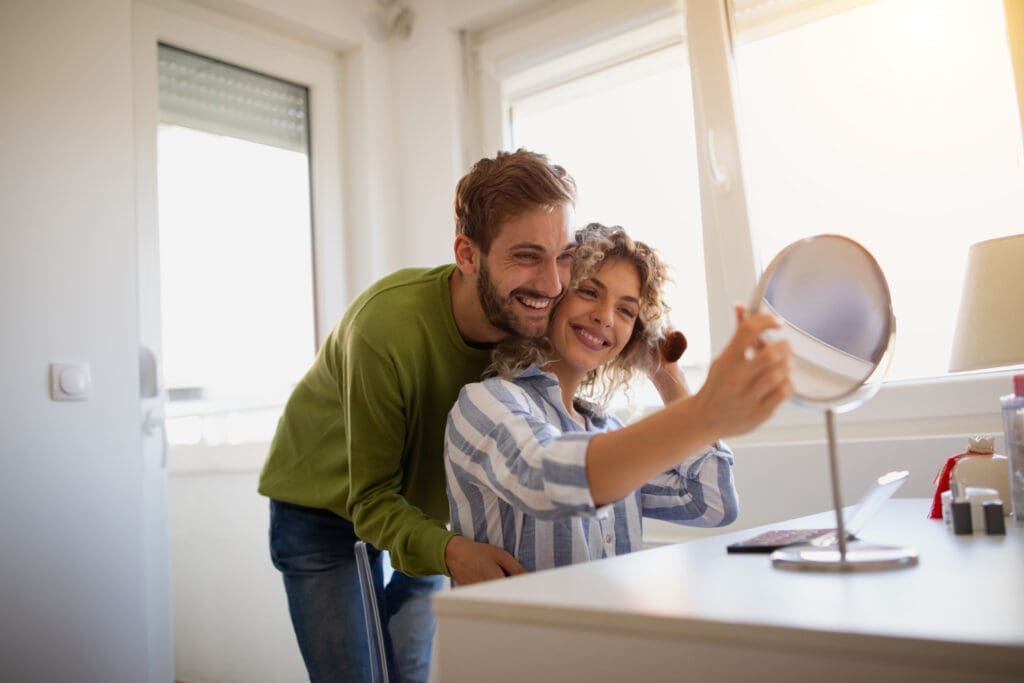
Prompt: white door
<box><xmin>132</xmin><ymin>4</ymin><xmax>344</xmax><ymax>680</ymax></box>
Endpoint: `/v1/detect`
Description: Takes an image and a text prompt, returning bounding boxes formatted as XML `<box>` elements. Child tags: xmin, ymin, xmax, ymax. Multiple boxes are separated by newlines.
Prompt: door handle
<box><xmin>143</xmin><ymin>409</ymin><xmax>164</xmax><ymax>436</ymax></box>
<box><xmin>139</xmin><ymin>346</ymin><xmax>161</xmax><ymax>399</ymax></box>
<box><xmin>143</xmin><ymin>409</ymin><xmax>168</xmax><ymax>468</ymax></box>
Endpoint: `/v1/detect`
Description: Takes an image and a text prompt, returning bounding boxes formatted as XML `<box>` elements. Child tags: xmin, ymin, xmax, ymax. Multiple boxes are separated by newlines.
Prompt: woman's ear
<box><xmin>453</xmin><ymin>234</ymin><xmax>480</xmax><ymax>276</ymax></box>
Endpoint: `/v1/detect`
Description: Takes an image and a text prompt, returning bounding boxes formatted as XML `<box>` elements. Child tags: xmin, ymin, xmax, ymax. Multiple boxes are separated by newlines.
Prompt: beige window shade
<box><xmin>157</xmin><ymin>43</ymin><xmax>309</xmax><ymax>154</ymax></box>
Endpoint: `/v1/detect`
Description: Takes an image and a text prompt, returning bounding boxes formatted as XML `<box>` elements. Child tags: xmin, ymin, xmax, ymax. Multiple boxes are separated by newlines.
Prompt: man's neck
<box><xmin>449</xmin><ymin>267</ymin><xmax>505</xmax><ymax>346</ymax></box>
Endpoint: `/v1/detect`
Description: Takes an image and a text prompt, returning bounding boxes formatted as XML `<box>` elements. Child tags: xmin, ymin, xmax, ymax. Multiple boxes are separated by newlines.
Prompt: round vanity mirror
<box><xmin>750</xmin><ymin>234</ymin><xmax>916</xmax><ymax>572</ymax></box>
<box><xmin>750</xmin><ymin>234</ymin><xmax>895</xmax><ymax>412</ymax></box>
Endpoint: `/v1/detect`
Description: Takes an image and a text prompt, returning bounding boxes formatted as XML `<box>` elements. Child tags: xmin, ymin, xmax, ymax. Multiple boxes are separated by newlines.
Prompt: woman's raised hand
<box><xmin>693</xmin><ymin>305</ymin><xmax>793</xmax><ymax>438</ymax></box>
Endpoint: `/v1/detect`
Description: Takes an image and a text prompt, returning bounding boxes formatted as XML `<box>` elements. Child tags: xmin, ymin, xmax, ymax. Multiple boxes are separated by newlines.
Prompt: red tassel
<box><xmin>929</xmin><ymin>447</ymin><xmax>992</xmax><ymax>518</ymax></box>
<box><xmin>928</xmin><ymin>455</ymin><xmax>963</xmax><ymax>518</ymax></box>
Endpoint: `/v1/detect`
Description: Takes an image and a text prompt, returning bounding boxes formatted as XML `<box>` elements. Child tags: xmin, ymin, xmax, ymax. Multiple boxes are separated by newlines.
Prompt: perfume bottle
<box><xmin>1001</xmin><ymin>374</ymin><xmax>1024</xmax><ymax>524</ymax></box>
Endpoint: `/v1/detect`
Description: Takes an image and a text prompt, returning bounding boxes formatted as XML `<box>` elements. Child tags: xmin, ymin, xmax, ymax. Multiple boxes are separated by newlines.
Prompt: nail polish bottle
<box><xmin>950</xmin><ymin>480</ymin><xmax>972</xmax><ymax>535</ymax></box>
<box><xmin>984</xmin><ymin>501</ymin><xmax>1006</xmax><ymax>535</ymax></box>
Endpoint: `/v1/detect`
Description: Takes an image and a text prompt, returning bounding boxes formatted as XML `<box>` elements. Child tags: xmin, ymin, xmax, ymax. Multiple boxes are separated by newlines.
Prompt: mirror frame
<box><xmin>749</xmin><ymin>233</ymin><xmax>897</xmax><ymax>413</ymax></box>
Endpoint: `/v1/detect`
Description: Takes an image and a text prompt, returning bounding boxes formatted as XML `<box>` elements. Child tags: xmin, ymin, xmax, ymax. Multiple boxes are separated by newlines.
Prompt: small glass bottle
<box><xmin>1001</xmin><ymin>374</ymin><xmax>1024</xmax><ymax>524</ymax></box>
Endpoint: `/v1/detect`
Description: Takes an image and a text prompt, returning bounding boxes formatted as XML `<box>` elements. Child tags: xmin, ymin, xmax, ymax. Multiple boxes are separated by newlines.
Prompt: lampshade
<box><xmin>949</xmin><ymin>233</ymin><xmax>1024</xmax><ymax>372</ymax></box>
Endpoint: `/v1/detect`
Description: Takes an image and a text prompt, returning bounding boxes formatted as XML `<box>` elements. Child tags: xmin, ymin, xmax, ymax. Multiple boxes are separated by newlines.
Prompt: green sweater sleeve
<box><xmin>341</xmin><ymin>324</ymin><xmax>456</xmax><ymax>576</ymax></box>
<box><xmin>259</xmin><ymin>265</ymin><xmax>488</xmax><ymax>576</ymax></box>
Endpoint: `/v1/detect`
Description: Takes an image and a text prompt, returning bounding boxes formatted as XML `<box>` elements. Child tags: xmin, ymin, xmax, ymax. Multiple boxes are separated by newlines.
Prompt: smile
<box><xmin>515</xmin><ymin>294</ymin><xmax>551</xmax><ymax>310</ymax></box>
<box><xmin>571</xmin><ymin>324</ymin><xmax>611</xmax><ymax>350</ymax></box>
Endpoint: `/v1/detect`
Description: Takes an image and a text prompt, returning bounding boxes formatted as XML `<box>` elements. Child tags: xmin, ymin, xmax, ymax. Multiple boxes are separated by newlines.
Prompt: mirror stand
<box><xmin>751</xmin><ymin>234</ymin><xmax>919</xmax><ymax>572</ymax></box>
<box><xmin>771</xmin><ymin>409</ymin><xmax>919</xmax><ymax>572</ymax></box>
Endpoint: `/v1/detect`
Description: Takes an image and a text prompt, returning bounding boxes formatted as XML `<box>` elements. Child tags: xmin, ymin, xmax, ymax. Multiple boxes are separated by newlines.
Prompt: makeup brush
<box><xmin>661</xmin><ymin>330</ymin><xmax>687</xmax><ymax>363</ymax></box>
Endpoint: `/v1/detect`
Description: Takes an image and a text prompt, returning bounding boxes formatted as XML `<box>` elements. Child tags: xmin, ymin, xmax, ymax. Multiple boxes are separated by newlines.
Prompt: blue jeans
<box><xmin>269</xmin><ymin>500</ymin><xmax>443</xmax><ymax>683</ymax></box>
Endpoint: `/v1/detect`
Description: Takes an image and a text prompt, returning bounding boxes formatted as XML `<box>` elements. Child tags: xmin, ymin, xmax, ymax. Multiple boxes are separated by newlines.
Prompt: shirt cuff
<box><xmin>541</xmin><ymin>432</ymin><xmax>598</xmax><ymax>514</ymax></box>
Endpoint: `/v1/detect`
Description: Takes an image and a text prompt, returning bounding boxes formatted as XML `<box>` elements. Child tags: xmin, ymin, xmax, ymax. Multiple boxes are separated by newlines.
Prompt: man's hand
<box><xmin>445</xmin><ymin>535</ymin><xmax>526</xmax><ymax>586</ymax></box>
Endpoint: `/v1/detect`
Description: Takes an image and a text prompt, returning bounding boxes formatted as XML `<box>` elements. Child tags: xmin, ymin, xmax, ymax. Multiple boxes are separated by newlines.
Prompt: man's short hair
<box><xmin>454</xmin><ymin>149</ymin><xmax>577</xmax><ymax>253</ymax></box>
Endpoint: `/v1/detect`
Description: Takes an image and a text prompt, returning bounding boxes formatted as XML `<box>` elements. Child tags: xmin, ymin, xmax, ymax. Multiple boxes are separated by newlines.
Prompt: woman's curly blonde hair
<box><xmin>488</xmin><ymin>223</ymin><xmax>671</xmax><ymax>410</ymax></box>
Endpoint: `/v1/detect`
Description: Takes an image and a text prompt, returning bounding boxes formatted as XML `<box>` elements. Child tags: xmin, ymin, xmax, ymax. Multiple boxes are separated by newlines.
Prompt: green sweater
<box><xmin>258</xmin><ymin>265</ymin><xmax>492</xmax><ymax>576</ymax></box>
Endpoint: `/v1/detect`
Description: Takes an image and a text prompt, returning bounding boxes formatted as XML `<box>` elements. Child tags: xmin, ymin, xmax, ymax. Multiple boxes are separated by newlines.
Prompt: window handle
<box><xmin>707</xmin><ymin>128</ymin><xmax>731</xmax><ymax>190</ymax></box>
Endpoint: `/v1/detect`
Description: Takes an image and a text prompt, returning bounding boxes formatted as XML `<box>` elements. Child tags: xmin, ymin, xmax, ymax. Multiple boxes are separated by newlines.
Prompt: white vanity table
<box><xmin>433</xmin><ymin>499</ymin><xmax>1024</xmax><ymax>682</ymax></box>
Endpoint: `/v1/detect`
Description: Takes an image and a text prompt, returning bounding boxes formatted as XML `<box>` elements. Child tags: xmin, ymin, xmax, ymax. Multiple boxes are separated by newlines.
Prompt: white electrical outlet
<box><xmin>50</xmin><ymin>362</ymin><xmax>92</xmax><ymax>401</ymax></box>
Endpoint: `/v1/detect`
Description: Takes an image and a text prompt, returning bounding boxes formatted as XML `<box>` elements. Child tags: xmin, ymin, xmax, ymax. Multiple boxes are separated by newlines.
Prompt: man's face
<box><xmin>476</xmin><ymin>204</ymin><xmax>575</xmax><ymax>339</ymax></box>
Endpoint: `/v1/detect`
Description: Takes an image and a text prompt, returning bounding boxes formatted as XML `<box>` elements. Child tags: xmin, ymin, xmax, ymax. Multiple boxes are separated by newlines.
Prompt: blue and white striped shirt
<box><xmin>444</xmin><ymin>365</ymin><xmax>738</xmax><ymax>572</ymax></box>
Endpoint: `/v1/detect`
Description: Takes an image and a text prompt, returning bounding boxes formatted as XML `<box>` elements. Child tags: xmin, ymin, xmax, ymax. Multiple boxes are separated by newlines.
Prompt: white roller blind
<box><xmin>157</xmin><ymin>43</ymin><xmax>308</xmax><ymax>153</ymax></box>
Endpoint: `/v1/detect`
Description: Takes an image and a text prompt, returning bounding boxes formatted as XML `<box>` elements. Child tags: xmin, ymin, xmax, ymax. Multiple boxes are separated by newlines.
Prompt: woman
<box><xmin>444</xmin><ymin>224</ymin><xmax>791</xmax><ymax>573</ymax></box>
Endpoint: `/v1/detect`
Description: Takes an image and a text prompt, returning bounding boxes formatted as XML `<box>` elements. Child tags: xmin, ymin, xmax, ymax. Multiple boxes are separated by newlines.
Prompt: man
<box><xmin>258</xmin><ymin>149</ymin><xmax>578</xmax><ymax>683</ymax></box>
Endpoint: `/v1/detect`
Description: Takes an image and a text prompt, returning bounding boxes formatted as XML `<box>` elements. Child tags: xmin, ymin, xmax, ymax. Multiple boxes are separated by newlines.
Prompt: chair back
<box><xmin>354</xmin><ymin>540</ymin><xmax>390</xmax><ymax>683</ymax></box>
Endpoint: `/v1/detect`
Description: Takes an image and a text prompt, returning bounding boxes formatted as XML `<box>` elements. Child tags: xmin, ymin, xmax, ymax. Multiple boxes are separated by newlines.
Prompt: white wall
<box><xmin>388</xmin><ymin>2</ymin><xmax>467</xmax><ymax>268</ymax></box>
<box><xmin>345</xmin><ymin>0</ymin><xmax>554</xmax><ymax>271</ymax></box>
<box><xmin>0</xmin><ymin>1</ymin><xmax>154</xmax><ymax>681</ymax></box>
<box><xmin>168</xmin><ymin>449</ymin><xmax>305</xmax><ymax>683</ymax></box>
<box><xmin>358</xmin><ymin>0</ymin><xmax>552</xmax><ymax>271</ymax></box>
<box><xmin>189</xmin><ymin>0</ymin><xmax>365</xmax><ymax>47</ymax></box>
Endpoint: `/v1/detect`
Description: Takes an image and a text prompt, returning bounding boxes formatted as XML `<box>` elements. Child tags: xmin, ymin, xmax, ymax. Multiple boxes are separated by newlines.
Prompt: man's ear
<box><xmin>454</xmin><ymin>234</ymin><xmax>481</xmax><ymax>276</ymax></box>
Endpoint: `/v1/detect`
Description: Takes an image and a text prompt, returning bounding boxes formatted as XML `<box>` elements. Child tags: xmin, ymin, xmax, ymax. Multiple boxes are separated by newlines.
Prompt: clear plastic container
<box><xmin>1000</xmin><ymin>374</ymin><xmax>1024</xmax><ymax>524</ymax></box>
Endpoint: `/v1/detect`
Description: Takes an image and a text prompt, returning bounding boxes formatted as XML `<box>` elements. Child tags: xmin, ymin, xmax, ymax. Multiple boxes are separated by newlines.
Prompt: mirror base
<box><xmin>771</xmin><ymin>543</ymin><xmax>919</xmax><ymax>572</ymax></box>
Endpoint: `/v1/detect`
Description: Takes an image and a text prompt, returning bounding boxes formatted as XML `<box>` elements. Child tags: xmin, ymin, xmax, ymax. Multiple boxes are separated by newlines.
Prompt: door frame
<box><xmin>131</xmin><ymin>2</ymin><xmax>346</xmax><ymax>678</ymax></box>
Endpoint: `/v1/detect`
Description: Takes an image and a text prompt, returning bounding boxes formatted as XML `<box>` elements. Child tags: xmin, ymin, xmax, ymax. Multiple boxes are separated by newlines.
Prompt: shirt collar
<box><xmin>513</xmin><ymin>364</ymin><xmax>607</xmax><ymax>428</ymax></box>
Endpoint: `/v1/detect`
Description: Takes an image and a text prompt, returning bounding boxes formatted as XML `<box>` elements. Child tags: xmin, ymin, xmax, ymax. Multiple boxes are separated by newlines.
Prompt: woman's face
<box><xmin>548</xmin><ymin>256</ymin><xmax>642</xmax><ymax>378</ymax></box>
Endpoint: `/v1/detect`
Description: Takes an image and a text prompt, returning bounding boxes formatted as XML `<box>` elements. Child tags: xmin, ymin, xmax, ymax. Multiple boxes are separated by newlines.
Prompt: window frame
<box><xmin>134</xmin><ymin>0</ymin><xmax>347</xmax><ymax>464</ymax></box>
<box><xmin>135</xmin><ymin>0</ymin><xmax>347</xmax><ymax>350</ymax></box>
<box><xmin>463</xmin><ymin>0</ymin><xmax>1020</xmax><ymax>445</ymax></box>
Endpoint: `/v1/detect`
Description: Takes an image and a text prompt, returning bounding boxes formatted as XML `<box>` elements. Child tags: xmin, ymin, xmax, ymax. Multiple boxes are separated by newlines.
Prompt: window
<box><xmin>468</xmin><ymin>0</ymin><xmax>1023</xmax><ymax>434</ymax></box>
<box><xmin>510</xmin><ymin>48</ymin><xmax>712</xmax><ymax>372</ymax></box>
<box><xmin>731</xmin><ymin>0</ymin><xmax>1024</xmax><ymax>381</ymax></box>
<box><xmin>157</xmin><ymin>45</ymin><xmax>316</xmax><ymax>445</ymax></box>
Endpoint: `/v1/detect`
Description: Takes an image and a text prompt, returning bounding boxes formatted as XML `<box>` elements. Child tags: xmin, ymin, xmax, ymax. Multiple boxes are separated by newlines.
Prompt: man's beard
<box><xmin>477</xmin><ymin>260</ymin><xmax>550</xmax><ymax>339</ymax></box>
